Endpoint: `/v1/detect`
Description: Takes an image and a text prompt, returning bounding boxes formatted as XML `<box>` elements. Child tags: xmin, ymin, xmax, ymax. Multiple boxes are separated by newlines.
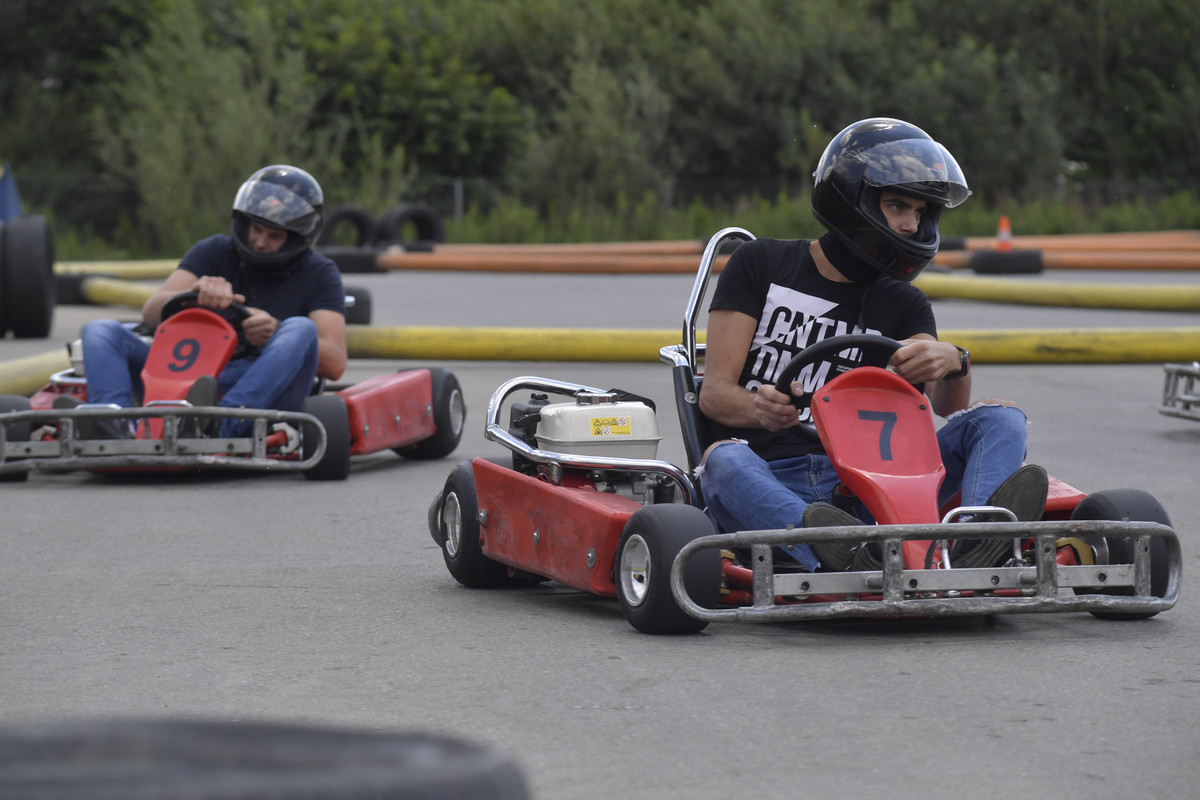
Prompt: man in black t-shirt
<box><xmin>697</xmin><ymin>118</ymin><xmax>1046</xmax><ymax>571</ymax></box>
<box><xmin>78</xmin><ymin>165</ymin><xmax>346</xmax><ymax>438</ymax></box>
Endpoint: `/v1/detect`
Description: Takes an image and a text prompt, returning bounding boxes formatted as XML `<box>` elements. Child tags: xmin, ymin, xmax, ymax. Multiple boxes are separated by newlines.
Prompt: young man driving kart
<box><xmin>67</xmin><ymin>164</ymin><xmax>347</xmax><ymax>438</ymax></box>
<box><xmin>697</xmin><ymin>118</ymin><xmax>1047</xmax><ymax>572</ymax></box>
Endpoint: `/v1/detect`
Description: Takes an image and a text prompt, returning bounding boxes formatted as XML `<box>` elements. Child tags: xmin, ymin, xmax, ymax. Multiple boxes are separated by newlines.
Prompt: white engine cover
<box><xmin>535</xmin><ymin>393</ymin><xmax>661</xmax><ymax>459</ymax></box>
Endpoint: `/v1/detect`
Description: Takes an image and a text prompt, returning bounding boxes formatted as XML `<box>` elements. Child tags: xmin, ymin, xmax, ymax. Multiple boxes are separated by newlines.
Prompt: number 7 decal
<box><xmin>857</xmin><ymin>410</ymin><xmax>898</xmax><ymax>460</ymax></box>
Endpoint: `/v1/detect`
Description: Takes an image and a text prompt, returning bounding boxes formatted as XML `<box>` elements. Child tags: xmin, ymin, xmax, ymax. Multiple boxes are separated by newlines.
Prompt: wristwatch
<box><xmin>947</xmin><ymin>345</ymin><xmax>970</xmax><ymax>379</ymax></box>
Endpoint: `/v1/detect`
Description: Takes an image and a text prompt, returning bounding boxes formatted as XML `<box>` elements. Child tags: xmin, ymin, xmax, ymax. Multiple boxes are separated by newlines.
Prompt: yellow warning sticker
<box><xmin>591</xmin><ymin>416</ymin><xmax>631</xmax><ymax>436</ymax></box>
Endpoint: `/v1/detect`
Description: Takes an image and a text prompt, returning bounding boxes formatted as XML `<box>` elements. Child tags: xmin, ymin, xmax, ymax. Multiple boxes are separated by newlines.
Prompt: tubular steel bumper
<box><xmin>0</xmin><ymin>406</ymin><xmax>326</xmax><ymax>475</ymax></box>
<box><xmin>671</xmin><ymin>519</ymin><xmax>1181</xmax><ymax>622</ymax></box>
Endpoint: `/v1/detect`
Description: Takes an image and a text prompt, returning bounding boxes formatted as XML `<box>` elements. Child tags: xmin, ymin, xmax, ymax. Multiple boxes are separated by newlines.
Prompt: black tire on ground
<box><xmin>374</xmin><ymin>203</ymin><xmax>446</xmax><ymax>247</ymax></box>
<box><xmin>617</xmin><ymin>504</ymin><xmax>721</xmax><ymax>635</ymax></box>
<box><xmin>969</xmin><ymin>249</ymin><xmax>1044</xmax><ymax>275</ymax></box>
<box><xmin>317</xmin><ymin>204</ymin><xmax>376</xmax><ymax>247</ymax></box>
<box><xmin>342</xmin><ymin>284</ymin><xmax>373</xmax><ymax>325</ymax></box>
<box><xmin>395</xmin><ymin>368</ymin><xmax>465</xmax><ymax>460</ymax></box>
<box><xmin>1071</xmin><ymin>488</ymin><xmax>1172</xmax><ymax>620</ymax></box>
<box><xmin>0</xmin><ymin>394</ymin><xmax>32</xmax><ymax>483</ymax></box>
<box><xmin>436</xmin><ymin>460</ymin><xmax>513</xmax><ymax>588</ymax></box>
<box><xmin>1</xmin><ymin>214</ymin><xmax>55</xmax><ymax>338</ymax></box>
<box><xmin>0</xmin><ymin>719</ymin><xmax>531</xmax><ymax>800</ymax></box>
<box><xmin>318</xmin><ymin>245</ymin><xmax>382</xmax><ymax>274</ymax></box>
<box><xmin>300</xmin><ymin>394</ymin><xmax>352</xmax><ymax>481</ymax></box>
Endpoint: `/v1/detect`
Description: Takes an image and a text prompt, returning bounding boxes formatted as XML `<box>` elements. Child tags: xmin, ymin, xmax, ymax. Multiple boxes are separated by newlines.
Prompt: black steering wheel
<box><xmin>159</xmin><ymin>290</ymin><xmax>257</xmax><ymax>357</ymax></box>
<box><xmin>773</xmin><ymin>333</ymin><xmax>902</xmax><ymax>410</ymax></box>
<box><xmin>160</xmin><ymin>290</ymin><xmax>253</xmax><ymax>325</ymax></box>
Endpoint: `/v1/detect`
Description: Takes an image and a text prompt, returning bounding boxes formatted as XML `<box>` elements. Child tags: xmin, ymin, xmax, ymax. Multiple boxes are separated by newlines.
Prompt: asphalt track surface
<box><xmin>3</xmin><ymin>262</ymin><xmax>1199</xmax><ymax>798</ymax></box>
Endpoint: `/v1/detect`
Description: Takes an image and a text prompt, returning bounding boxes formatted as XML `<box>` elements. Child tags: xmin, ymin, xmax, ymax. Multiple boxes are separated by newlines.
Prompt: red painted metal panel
<box><xmin>340</xmin><ymin>370</ymin><xmax>434</xmax><ymax>455</ymax></box>
<box><xmin>472</xmin><ymin>458</ymin><xmax>641</xmax><ymax>597</ymax></box>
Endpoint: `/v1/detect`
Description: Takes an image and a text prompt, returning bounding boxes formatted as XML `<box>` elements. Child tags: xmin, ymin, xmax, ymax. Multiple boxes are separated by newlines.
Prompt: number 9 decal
<box><xmin>169</xmin><ymin>338</ymin><xmax>201</xmax><ymax>372</ymax></box>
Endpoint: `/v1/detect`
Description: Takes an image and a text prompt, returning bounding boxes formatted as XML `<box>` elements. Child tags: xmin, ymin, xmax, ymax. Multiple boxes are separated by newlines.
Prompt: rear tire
<box><xmin>0</xmin><ymin>394</ymin><xmax>32</xmax><ymax>482</ymax></box>
<box><xmin>1</xmin><ymin>215</ymin><xmax>55</xmax><ymax>338</ymax></box>
<box><xmin>617</xmin><ymin>504</ymin><xmax>720</xmax><ymax>635</ymax></box>
<box><xmin>395</xmin><ymin>368</ymin><xmax>465</xmax><ymax>460</ymax></box>
<box><xmin>436</xmin><ymin>461</ymin><xmax>512</xmax><ymax>588</ymax></box>
<box><xmin>1071</xmin><ymin>488</ymin><xmax>1171</xmax><ymax>620</ymax></box>
<box><xmin>301</xmin><ymin>394</ymin><xmax>351</xmax><ymax>481</ymax></box>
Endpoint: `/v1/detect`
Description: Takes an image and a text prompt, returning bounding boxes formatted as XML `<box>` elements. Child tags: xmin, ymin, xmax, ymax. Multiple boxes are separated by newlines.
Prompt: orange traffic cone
<box><xmin>996</xmin><ymin>215</ymin><xmax>1013</xmax><ymax>252</ymax></box>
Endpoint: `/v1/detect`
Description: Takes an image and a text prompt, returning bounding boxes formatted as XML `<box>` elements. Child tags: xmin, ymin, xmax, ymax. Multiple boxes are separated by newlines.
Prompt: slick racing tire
<box><xmin>0</xmin><ymin>394</ymin><xmax>32</xmax><ymax>482</ymax></box>
<box><xmin>617</xmin><ymin>504</ymin><xmax>720</xmax><ymax>635</ymax></box>
<box><xmin>1070</xmin><ymin>488</ymin><xmax>1171</xmax><ymax>620</ymax></box>
<box><xmin>395</xmin><ymin>368</ymin><xmax>465</xmax><ymax>460</ymax></box>
<box><xmin>1</xmin><ymin>215</ymin><xmax>56</xmax><ymax>339</ymax></box>
<box><xmin>0</xmin><ymin>719</ymin><xmax>531</xmax><ymax>799</ymax></box>
<box><xmin>435</xmin><ymin>461</ymin><xmax>513</xmax><ymax>588</ymax></box>
<box><xmin>301</xmin><ymin>394</ymin><xmax>351</xmax><ymax>481</ymax></box>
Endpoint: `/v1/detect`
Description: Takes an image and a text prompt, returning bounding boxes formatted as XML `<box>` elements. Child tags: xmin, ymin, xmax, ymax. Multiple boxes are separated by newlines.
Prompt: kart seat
<box><xmin>669</xmin><ymin>364</ymin><xmax>713</xmax><ymax>507</ymax></box>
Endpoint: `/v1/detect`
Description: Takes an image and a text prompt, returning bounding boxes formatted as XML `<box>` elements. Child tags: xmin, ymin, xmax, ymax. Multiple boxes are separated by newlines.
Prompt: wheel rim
<box><xmin>442</xmin><ymin>491</ymin><xmax>463</xmax><ymax>557</ymax></box>
<box><xmin>619</xmin><ymin>533</ymin><xmax>651</xmax><ymax>607</ymax></box>
<box><xmin>447</xmin><ymin>388</ymin><xmax>465</xmax><ymax>436</ymax></box>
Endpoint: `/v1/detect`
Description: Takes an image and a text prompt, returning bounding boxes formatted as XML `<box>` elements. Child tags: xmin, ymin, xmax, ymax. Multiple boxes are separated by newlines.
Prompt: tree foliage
<box><xmin>1</xmin><ymin>0</ymin><xmax>1196</xmax><ymax>253</ymax></box>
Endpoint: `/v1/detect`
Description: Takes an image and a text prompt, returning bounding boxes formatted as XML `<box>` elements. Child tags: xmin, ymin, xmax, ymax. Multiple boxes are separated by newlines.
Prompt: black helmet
<box><xmin>812</xmin><ymin>118</ymin><xmax>970</xmax><ymax>281</ymax></box>
<box><xmin>230</xmin><ymin>164</ymin><xmax>325</xmax><ymax>271</ymax></box>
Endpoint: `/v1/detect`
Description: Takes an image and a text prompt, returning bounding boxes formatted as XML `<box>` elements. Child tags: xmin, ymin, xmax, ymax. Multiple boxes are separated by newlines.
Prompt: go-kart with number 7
<box><xmin>427</xmin><ymin>228</ymin><xmax>1181</xmax><ymax>634</ymax></box>
<box><xmin>0</xmin><ymin>291</ymin><xmax>465</xmax><ymax>480</ymax></box>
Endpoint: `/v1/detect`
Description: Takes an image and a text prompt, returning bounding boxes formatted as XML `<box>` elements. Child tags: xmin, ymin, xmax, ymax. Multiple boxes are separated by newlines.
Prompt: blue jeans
<box><xmin>700</xmin><ymin>403</ymin><xmax>1030</xmax><ymax>570</ymax></box>
<box><xmin>80</xmin><ymin>316</ymin><xmax>320</xmax><ymax>437</ymax></box>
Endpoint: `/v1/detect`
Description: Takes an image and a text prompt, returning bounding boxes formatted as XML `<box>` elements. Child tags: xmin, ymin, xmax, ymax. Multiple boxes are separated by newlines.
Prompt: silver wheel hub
<box><xmin>619</xmin><ymin>534</ymin><xmax>651</xmax><ymax>607</ymax></box>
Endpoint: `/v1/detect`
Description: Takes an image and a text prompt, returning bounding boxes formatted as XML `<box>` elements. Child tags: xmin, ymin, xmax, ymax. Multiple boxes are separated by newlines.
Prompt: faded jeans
<box><xmin>80</xmin><ymin>316</ymin><xmax>320</xmax><ymax>437</ymax></box>
<box><xmin>699</xmin><ymin>403</ymin><xmax>1030</xmax><ymax>570</ymax></box>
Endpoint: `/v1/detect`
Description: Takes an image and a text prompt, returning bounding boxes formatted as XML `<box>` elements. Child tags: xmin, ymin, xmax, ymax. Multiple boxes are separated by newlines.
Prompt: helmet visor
<box><xmin>859</xmin><ymin>139</ymin><xmax>971</xmax><ymax>208</ymax></box>
<box><xmin>232</xmin><ymin>180</ymin><xmax>321</xmax><ymax>235</ymax></box>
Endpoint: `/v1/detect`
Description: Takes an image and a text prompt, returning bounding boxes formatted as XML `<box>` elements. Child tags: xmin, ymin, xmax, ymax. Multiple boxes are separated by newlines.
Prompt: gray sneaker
<box><xmin>181</xmin><ymin>375</ymin><xmax>220</xmax><ymax>438</ymax></box>
<box><xmin>53</xmin><ymin>394</ymin><xmax>129</xmax><ymax>440</ymax></box>
<box><xmin>985</xmin><ymin>464</ymin><xmax>1048</xmax><ymax>522</ymax></box>
<box><xmin>952</xmin><ymin>464</ymin><xmax>1049</xmax><ymax>568</ymax></box>
<box><xmin>804</xmin><ymin>502</ymin><xmax>863</xmax><ymax>572</ymax></box>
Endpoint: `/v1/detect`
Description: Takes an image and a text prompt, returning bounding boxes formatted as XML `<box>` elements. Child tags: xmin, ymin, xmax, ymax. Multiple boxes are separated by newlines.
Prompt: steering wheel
<box><xmin>773</xmin><ymin>333</ymin><xmax>902</xmax><ymax>410</ymax></box>
<box><xmin>159</xmin><ymin>290</ymin><xmax>257</xmax><ymax>357</ymax></box>
<box><xmin>160</xmin><ymin>290</ymin><xmax>253</xmax><ymax>325</ymax></box>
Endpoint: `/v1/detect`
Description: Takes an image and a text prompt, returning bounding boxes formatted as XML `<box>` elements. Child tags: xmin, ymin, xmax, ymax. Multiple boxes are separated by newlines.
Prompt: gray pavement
<box><xmin>2</xmin><ymin>261</ymin><xmax>1199</xmax><ymax>798</ymax></box>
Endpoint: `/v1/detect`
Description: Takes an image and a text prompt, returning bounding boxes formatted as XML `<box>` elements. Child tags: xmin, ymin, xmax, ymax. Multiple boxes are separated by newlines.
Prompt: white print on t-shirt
<box><xmin>745</xmin><ymin>283</ymin><xmax>879</xmax><ymax>421</ymax></box>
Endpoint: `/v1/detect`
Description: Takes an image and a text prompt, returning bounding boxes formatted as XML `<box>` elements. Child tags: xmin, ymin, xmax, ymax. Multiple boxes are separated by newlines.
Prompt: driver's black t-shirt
<box><xmin>708</xmin><ymin>237</ymin><xmax>936</xmax><ymax>460</ymax></box>
<box><xmin>177</xmin><ymin>234</ymin><xmax>345</xmax><ymax>352</ymax></box>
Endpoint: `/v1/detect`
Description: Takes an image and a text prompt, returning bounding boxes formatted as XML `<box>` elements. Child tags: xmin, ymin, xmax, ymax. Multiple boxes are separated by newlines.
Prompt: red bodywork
<box><xmin>340</xmin><ymin>370</ymin><xmax>435</xmax><ymax>454</ymax></box>
<box><xmin>472</xmin><ymin>458</ymin><xmax>640</xmax><ymax>597</ymax></box>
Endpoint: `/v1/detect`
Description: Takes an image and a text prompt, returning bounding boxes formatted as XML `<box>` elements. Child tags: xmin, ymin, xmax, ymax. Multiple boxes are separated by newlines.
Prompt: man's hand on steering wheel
<box><xmin>752</xmin><ymin>383</ymin><xmax>804</xmax><ymax>432</ymax></box>
<box><xmin>889</xmin><ymin>338</ymin><xmax>959</xmax><ymax>385</ymax></box>
<box><xmin>239</xmin><ymin>308</ymin><xmax>279</xmax><ymax>348</ymax></box>
<box><xmin>191</xmin><ymin>275</ymin><xmax>245</xmax><ymax>311</ymax></box>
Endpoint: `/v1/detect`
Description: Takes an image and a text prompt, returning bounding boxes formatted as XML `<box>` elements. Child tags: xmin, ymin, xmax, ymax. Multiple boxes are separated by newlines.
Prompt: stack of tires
<box><xmin>0</xmin><ymin>214</ymin><xmax>55</xmax><ymax>338</ymax></box>
<box><xmin>317</xmin><ymin>202</ymin><xmax>445</xmax><ymax>274</ymax></box>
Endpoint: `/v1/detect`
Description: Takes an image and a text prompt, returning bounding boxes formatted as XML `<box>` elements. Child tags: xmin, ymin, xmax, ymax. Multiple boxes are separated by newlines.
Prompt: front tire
<box><xmin>301</xmin><ymin>394</ymin><xmax>351</xmax><ymax>481</ymax></box>
<box><xmin>437</xmin><ymin>461</ymin><xmax>512</xmax><ymax>588</ymax></box>
<box><xmin>1071</xmin><ymin>488</ymin><xmax>1171</xmax><ymax>620</ymax></box>
<box><xmin>0</xmin><ymin>394</ymin><xmax>32</xmax><ymax>482</ymax></box>
<box><xmin>616</xmin><ymin>504</ymin><xmax>720</xmax><ymax>635</ymax></box>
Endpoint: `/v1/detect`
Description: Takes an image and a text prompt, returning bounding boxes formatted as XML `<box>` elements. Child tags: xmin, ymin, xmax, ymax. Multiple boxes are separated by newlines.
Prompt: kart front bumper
<box><xmin>672</xmin><ymin>519</ymin><xmax>1180</xmax><ymax>621</ymax></box>
<box><xmin>0</xmin><ymin>406</ymin><xmax>326</xmax><ymax>475</ymax></box>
